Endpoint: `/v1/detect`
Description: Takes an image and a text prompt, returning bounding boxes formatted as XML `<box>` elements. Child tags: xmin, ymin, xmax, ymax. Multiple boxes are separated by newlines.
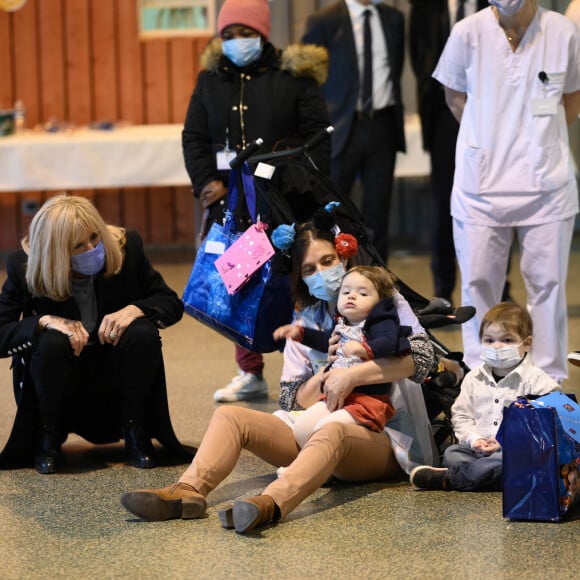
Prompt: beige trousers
<box><xmin>179</xmin><ymin>406</ymin><xmax>400</xmax><ymax>519</ymax></box>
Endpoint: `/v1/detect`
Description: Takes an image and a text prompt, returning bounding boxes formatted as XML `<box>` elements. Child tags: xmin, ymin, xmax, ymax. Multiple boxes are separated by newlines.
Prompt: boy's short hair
<box><xmin>345</xmin><ymin>265</ymin><xmax>397</xmax><ymax>300</ymax></box>
<box><xmin>479</xmin><ymin>302</ymin><xmax>533</xmax><ymax>339</ymax></box>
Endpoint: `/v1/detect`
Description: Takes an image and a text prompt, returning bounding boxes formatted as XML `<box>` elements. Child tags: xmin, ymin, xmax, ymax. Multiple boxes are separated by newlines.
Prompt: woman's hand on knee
<box><xmin>40</xmin><ymin>315</ymin><xmax>89</xmax><ymax>356</ymax></box>
<box><xmin>98</xmin><ymin>305</ymin><xmax>144</xmax><ymax>346</ymax></box>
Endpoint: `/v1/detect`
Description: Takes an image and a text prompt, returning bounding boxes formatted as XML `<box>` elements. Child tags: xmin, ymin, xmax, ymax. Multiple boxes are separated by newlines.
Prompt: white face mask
<box><xmin>480</xmin><ymin>343</ymin><xmax>524</xmax><ymax>369</ymax></box>
<box><xmin>489</xmin><ymin>0</ymin><xmax>526</xmax><ymax>17</ymax></box>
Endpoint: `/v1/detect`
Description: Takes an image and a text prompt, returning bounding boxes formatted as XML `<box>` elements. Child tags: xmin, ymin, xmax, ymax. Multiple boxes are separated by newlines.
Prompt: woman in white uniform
<box><xmin>433</xmin><ymin>0</ymin><xmax>580</xmax><ymax>381</ymax></box>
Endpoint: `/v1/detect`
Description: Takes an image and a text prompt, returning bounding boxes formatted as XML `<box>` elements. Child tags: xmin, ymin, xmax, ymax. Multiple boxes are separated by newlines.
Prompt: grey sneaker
<box><xmin>213</xmin><ymin>371</ymin><xmax>268</xmax><ymax>402</ymax></box>
<box><xmin>409</xmin><ymin>466</ymin><xmax>448</xmax><ymax>490</ymax></box>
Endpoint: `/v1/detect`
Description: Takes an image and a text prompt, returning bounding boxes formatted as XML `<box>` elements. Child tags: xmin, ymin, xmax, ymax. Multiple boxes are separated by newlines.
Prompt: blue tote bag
<box><xmin>182</xmin><ymin>163</ymin><xmax>293</xmax><ymax>353</ymax></box>
<box><xmin>501</xmin><ymin>393</ymin><xmax>580</xmax><ymax>522</ymax></box>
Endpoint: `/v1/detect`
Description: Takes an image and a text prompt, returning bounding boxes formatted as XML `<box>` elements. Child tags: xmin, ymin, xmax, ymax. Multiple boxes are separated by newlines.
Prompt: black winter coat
<box><xmin>182</xmin><ymin>40</ymin><xmax>330</xmax><ymax>199</ymax></box>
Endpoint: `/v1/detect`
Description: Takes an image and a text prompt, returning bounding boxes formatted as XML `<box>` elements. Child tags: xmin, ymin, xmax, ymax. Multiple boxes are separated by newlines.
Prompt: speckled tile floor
<box><xmin>0</xmin><ymin>250</ymin><xmax>578</xmax><ymax>580</ymax></box>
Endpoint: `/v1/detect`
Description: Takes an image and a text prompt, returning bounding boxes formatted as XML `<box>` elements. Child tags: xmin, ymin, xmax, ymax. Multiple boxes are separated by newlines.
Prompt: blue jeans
<box><xmin>442</xmin><ymin>443</ymin><xmax>502</xmax><ymax>491</ymax></box>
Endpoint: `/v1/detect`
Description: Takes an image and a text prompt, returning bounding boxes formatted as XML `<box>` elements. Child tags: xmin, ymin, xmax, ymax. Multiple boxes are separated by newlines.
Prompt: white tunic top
<box><xmin>433</xmin><ymin>7</ymin><xmax>580</xmax><ymax>226</ymax></box>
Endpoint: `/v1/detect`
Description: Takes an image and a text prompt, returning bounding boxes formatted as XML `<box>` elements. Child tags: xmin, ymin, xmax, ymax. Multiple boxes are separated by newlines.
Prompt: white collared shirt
<box><xmin>451</xmin><ymin>354</ymin><xmax>560</xmax><ymax>446</ymax></box>
<box><xmin>345</xmin><ymin>0</ymin><xmax>393</xmax><ymax>111</ymax></box>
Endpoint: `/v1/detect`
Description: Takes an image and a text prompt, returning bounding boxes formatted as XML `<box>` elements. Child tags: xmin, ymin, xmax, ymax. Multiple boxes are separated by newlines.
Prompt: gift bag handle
<box><xmin>226</xmin><ymin>161</ymin><xmax>257</xmax><ymax>224</ymax></box>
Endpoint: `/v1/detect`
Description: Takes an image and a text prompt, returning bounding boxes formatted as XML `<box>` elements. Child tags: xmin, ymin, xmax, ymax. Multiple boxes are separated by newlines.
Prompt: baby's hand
<box><xmin>273</xmin><ymin>324</ymin><xmax>301</xmax><ymax>342</ymax></box>
<box><xmin>341</xmin><ymin>340</ymin><xmax>367</xmax><ymax>359</ymax></box>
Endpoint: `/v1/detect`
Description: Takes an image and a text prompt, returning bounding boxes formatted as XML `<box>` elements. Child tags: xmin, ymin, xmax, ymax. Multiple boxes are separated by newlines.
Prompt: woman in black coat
<box><xmin>181</xmin><ymin>0</ymin><xmax>330</xmax><ymax>404</ymax></box>
<box><xmin>0</xmin><ymin>195</ymin><xmax>188</xmax><ymax>474</ymax></box>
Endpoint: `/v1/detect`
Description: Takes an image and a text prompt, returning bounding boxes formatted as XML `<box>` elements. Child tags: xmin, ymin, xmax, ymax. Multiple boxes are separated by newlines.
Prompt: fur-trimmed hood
<box><xmin>200</xmin><ymin>38</ymin><xmax>328</xmax><ymax>86</ymax></box>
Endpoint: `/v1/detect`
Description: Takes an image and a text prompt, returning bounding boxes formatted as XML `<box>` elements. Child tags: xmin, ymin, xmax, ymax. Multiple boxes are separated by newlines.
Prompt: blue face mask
<box><xmin>303</xmin><ymin>263</ymin><xmax>346</xmax><ymax>303</ymax></box>
<box><xmin>71</xmin><ymin>241</ymin><xmax>105</xmax><ymax>276</ymax></box>
<box><xmin>222</xmin><ymin>37</ymin><xmax>263</xmax><ymax>68</ymax></box>
<box><xmin>489</xmin><ymin>0</ymin><xmax>525</xmax><ymax>16</ymax></box>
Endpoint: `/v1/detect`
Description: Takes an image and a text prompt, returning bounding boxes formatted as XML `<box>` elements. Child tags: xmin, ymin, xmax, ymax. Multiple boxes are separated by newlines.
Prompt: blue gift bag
<box><xmin>182</xmin><ymin>163</ymin><xmax>293</xmax><ymax>353</ymax></box>
<box><xmin>502</xmin><ymin>394</ymin><xmax>580</xmax><ymax>522</ymax></box>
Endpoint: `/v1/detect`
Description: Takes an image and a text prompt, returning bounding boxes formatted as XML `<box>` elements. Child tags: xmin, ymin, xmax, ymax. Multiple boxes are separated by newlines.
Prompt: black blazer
<box><xmin>303</xmin><ymin>0</ymin><xmax>406</xmax><ymax>159</ymax></box>
<box><xmin>409</xmin><ymin>0</ymin><xmax>487</xmax><ymax>151</ymax></box>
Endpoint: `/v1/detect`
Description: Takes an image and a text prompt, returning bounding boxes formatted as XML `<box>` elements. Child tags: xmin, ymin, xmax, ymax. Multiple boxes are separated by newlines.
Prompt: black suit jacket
<box><xmin>303</xmin><ymin>0</ymin><xmax>406</xmax><ymax>159</ymax></box>
<box><xmin>409</xmin><ymin>0</ymin><xmax>487</xmax><ymax>151</ymax></box>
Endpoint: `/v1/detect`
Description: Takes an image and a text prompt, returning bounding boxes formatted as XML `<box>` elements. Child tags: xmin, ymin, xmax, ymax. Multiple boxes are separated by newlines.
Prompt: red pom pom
<box><xmin>335</xmin><ymin>233</ymin><xmax>358</xmax><ymax>259</ymax></box>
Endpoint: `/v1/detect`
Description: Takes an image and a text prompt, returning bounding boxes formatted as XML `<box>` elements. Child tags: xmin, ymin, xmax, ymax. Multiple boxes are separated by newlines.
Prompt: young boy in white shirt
<box><xmin>410</xmin><ymin>302</ymin><xmax>560</xmax><ymax>491</ymax></box>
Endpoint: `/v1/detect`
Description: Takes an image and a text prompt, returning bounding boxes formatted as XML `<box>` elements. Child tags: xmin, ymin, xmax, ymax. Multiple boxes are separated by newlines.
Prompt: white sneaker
<box><xmin>213</xmin><ymin>371</ymin><xmax>268</xmax><ymax>402</ymax></box>
<box><xmin>568</xmin><ymin>352</ymin><xmax>580</xmax><ymax>367</ymax></box>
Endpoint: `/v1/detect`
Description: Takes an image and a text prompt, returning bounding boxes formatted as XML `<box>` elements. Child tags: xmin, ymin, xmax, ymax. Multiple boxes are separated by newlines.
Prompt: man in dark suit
<box><xmin>409</xmin><ymin>0</ymin><xmax>487</xmax><ymax>302</ymax></box>
<box><xmin>303</xmin><ymin>0</ymin><xmax>405</xmax><ymax>263</ymax></box>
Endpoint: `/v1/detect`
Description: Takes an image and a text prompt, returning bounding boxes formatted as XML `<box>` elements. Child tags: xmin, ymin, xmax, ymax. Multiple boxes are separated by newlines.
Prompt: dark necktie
<box><xmin>456</xmin><ymin>0</ymin><xmax>466</xmax><ymax>22</ymax></box>
<box><xmin>362</xmin><ymin>9</ymin><xmax>373</xmax><ymax>115</ymax></box>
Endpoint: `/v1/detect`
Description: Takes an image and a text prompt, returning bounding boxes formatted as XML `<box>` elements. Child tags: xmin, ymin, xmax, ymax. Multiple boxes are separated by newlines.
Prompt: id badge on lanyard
<box><xmin>216</xmin><ymin>148</ymin><xmax>236</xmax><ymax>170</ymax></box>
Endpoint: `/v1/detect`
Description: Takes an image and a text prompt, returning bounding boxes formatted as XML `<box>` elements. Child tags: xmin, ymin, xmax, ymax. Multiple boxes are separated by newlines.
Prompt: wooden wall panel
<box><xmin>91</xmin><ymin>0</ymin><xmax>118</xmax><ymax>121</ymax></box>
<box><xmin>38</xmin><ymin>0</ymin><xmax>66</xmax><ymax>123</ymax></box>
<box><xmin>12</xmin><ymin>0</ymin><xmax>40</xmax><ymax>127</ymax></box>
<box><xmin>143</xmin><ymin>40</ymin><xmax>170</xmax><ymax>124</ymax></box>
<box><xmin>0</xmin><ymin>0</ymin><xmax>209</xmax><ymax>251</ymax></box>
<box><xmin>148</xmin><ymin>189</ymin><xmax>174</xmax><ymax>244</ymax></box>
<box><xmin>169</xmin><ymin>39</ymin><xmax>197</xmax><ymax>124</ymax></box>
<box><xmin>0</xmin><ymin>10</ymin><xmax>13</xmax><ymax>110</ymax></box>
<box><xmin>122</xmin><ymin>190</ymin><xmax>150</xmax><ymax>240</ymax></box>
<box><xmin>64</xmin><ymin>0</ymin><xmax>92</xmax><ymax>125</ymax></box>
<box><xmin>174</xmin><ymin>186</ymin><xmax>196</xmax><ymax>244</ymax></box>
<box><xmin>0</xmin><ymin>194</ymin><xmax>19</xmax><ymax>251</ymax></box>
<box><xmin>116</xmin><ymin>0</ymin><xmax>144</xmax><ymax>124</ymax></box>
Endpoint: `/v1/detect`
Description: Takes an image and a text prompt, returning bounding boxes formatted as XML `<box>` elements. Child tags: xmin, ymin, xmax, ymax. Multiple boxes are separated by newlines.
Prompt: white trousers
<box><xmin>453</xmin><ymin>217</ymin><xmax>575</xmax><ymax>381</ymax></box>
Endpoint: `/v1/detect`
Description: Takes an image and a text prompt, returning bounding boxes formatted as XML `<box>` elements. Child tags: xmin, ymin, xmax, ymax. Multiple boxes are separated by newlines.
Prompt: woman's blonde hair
<box><xmin>22</xmin><ymin>194</ymin><xmax>126</xmax><ymax>300</ymax></box>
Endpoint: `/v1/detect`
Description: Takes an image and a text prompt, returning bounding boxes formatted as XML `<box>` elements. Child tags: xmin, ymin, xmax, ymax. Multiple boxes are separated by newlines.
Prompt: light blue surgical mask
<box><xmin>480</xmin><ymin>343</ymin><xmax>524</xmax><ymax>369</ymax></box>
<box><xmin>303</xmin><ymin>263</ymin><xmax>346</xmax><ymax>303</ymax></box>
<box><xmin>71</xmin><ymin>241</ymin><xmax>105</xmax><ymax>276</ymax></box>
<box><xmin>489</xmin><ymin>0</ymin><xmax>525</xmax><ymax>17</ymax></box>
<box><xmin>222</xmin><ymin>37</ymin><xmax>263</xmax><ymax>68</ymax></box>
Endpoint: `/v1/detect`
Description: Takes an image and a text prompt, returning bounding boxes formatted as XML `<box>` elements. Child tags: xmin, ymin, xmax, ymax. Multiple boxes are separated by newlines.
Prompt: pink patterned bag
<box><xmin>215</xmin><ymin>222</ymin><xmax>275</xmax><ymax>295</ymax></box>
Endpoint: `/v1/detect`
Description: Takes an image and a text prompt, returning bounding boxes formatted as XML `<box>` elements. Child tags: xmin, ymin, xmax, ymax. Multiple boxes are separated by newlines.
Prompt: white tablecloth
<box><xmin>0</xmin><ymin>116</ymin><xmax>430</xmax><ymax>192</ymax></box>
<box><xmin>0</xmin><ymin>124</ymin><xmax>189</xmax><ymax>192</ymax></box>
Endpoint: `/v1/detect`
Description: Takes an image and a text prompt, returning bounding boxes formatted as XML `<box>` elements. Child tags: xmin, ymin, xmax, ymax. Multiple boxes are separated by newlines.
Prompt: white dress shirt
<box><xmin>346</xmin><ymin>0</ymin><xmax>393</xmax><ymax>111</ymax></box>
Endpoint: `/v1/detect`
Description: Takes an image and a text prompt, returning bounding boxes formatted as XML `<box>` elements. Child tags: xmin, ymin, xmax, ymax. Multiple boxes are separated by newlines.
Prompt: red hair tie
<box><xmin>335</xmin><ymin>233</ymin><xmax>358</xmax><ymax>259</ymax></box>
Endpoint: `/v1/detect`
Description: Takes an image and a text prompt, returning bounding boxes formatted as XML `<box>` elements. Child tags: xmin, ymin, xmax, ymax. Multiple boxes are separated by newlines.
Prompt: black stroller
<box><xmin>215</xmin><ymin>128</ymin><xmax>473</xmax><ymax>455</ymax></box>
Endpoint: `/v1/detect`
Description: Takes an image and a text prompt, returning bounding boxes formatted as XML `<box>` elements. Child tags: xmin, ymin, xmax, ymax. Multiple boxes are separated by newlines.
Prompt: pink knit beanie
<box><xmin>217</xmin><ymin>0</ymin><xmax>271</xmax><ymax>40</ymax></box>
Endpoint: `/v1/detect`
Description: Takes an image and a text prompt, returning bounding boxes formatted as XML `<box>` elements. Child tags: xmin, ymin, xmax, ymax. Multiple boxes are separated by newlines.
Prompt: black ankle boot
<box><xmin>34</xmin><ymin>425</ymin><xmax>63</xmax><ymax>475</ymax></box>
<box><xmin>123</xmin><ymin>420</ymin><xmax>157</xmax><ymax>469</ymax></box>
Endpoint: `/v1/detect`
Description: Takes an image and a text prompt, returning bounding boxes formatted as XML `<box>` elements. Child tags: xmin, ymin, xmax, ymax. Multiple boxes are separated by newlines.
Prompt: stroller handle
<box><xmin>229</xmin><ymin>137</ymin><xmax>264</xmax><ymax>169</ymax></box>
<box><xmin>230</xmin><ymin>126</ymin><xmax>334</xmax><ymax>166</ymax></box>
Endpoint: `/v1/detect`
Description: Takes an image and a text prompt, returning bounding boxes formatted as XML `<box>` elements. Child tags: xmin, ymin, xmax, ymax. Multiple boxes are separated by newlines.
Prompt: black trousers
<box><xmin>29</xmin><ymin>317</ymin><xmax>161</xmax><ymax>428</ymax></box>
<box><xmin>331</xmin><ymin>108</ymin><xmax>398</xmax><ymax>263</ymax></box>
<box><xmin>429</xmin><ymin>106</ymin><xmax>459</xmax><ymax>300</ymax></box>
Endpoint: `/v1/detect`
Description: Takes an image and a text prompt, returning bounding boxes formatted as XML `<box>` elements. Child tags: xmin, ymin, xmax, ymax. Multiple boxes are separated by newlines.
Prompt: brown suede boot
<box><xmin>230</xmin><ymin>495</ymin><xmax>279</xmax><ymax>534</ymax></box>
<box><xmin>121</xmin><ymin>482</ymin><xmax>207</xmax><ymax>521</ymax></box>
